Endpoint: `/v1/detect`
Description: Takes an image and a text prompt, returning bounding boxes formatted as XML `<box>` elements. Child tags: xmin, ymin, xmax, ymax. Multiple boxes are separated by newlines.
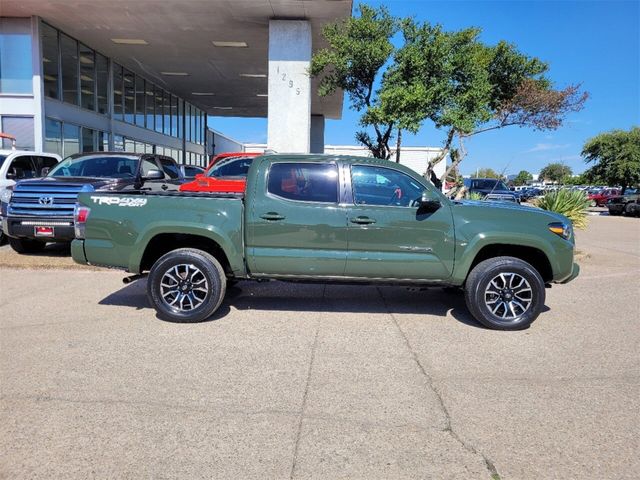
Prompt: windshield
<box><xmin>0</xmin><ymin>155</ymin><xmax>6</xmax><ymax>167</ymax></box>
<box><xmin>207</xmin><ymin>156</ymin><xmax>255</xmax><ymax>178</ymax></box>
<box><xmin>472</xmin><ymin>179</ymin><xmax>509</xmax><ymax>190</ymax></box>
<box><xmin>48</xmin><ymin>155</ymin><xmax>139</xmax><ymax>178</ymax></box>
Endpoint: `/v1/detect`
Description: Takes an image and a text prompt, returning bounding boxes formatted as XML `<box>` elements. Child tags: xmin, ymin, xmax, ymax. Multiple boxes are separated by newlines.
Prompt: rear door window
<box><xmin>267</xmin><ymin>163</ymin><xmax>338</xmax><ymax>203</ymax></box>
<box><xmin>8</xmin><ymin>155</ymin><xmax>36</xmax><ymax>179</ymax></box>
<box><xmin>32</xmin><ymin>156</ymin><xmax>59</xmax><ymax>176</ymax></box>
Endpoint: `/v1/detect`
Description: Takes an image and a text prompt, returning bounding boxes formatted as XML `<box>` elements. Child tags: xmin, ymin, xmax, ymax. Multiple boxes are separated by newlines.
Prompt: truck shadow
<box><xmin>98</xmin><ymin>279</ymin><xmax>513</xmax><ymax>329</ymax></box>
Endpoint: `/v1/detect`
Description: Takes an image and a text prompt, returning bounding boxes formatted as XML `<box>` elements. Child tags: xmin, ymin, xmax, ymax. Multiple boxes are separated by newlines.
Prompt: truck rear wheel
<box><xmin>8</xmin><ymin>237</ymin><xmax>46</xmax><ymax>254</ymax></box>
<box><xmin>464</xmin><ymin>256</ymin><xmax>545</xmax><ymax>330</ymax></box>
<box><xmin>147</xmin><ymin>248</ymin><xmax>227</xmax><ymax>323</ymax></box>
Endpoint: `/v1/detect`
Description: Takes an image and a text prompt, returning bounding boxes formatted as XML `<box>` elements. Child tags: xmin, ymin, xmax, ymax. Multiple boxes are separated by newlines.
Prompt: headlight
<box><xmin>548</xmin><ymin>222</ymin><xmax>572</xmax><ymax>240</ymax></box>
<box><xmin>0</xmin><ymin>188</ymin><xmax>12</xmax><ymax>204</ymax></box>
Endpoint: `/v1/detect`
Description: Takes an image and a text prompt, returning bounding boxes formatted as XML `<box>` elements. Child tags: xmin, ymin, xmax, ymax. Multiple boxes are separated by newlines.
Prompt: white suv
<box><xmin>0</xmin><ymin>150</ymin><xmax>62</xmax><ymax>243</ymax></box>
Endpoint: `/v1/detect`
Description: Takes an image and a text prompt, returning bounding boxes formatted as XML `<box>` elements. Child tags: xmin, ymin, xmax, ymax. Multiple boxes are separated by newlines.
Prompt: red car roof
<box><xmin>205</xmin><ymin>151</ymin><xmax>262</xmax><ymax>172</ymax></box>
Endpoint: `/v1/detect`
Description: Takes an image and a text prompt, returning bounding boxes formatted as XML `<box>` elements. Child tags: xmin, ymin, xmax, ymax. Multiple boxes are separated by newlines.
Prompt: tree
<box><xmin>310</xmin><ymin>5</ymin><xmax>399</xmax><ymax>159</ymax></box>
<box><xmin>475</xmin><ymin>168</ymin><xmax>502</xmax><ymax>179</ymax></box>
<box><xmin>514</xmin><ymin>170</ymin><xmax>533</xmax><ymax>185</ymax></box>
<box><xmin>540</xmin><ymin>162</ymin><xmax>572</xmax><ymax>183</ymax></box>
<box><xmin>582</xmin><ymin>127</ymin><xmax>640</xmax><ymax>192</ymax></box>
<box><xmin>374</xmin><ymin>20</ymin><xmax>588</xmax><ymax>182</ymax></box>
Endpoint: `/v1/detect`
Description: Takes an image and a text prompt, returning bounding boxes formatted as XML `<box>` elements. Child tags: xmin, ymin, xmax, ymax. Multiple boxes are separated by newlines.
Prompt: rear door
<box><xmin>344</xmin><ymin>164</ymin><xmax>455</xmax><ymax>280</ymax></box>
<box><xmin>245</xmin><ymin>160</ymin><xmax>348</xmax><ymax>276</ymax></box>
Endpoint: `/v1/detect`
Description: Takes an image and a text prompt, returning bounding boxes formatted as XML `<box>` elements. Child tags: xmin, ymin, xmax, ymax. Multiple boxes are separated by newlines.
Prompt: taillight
<box><xmin>74</xmin><ymin>205</ymin><xmax>91</xmax><ymax>239</ymax></box>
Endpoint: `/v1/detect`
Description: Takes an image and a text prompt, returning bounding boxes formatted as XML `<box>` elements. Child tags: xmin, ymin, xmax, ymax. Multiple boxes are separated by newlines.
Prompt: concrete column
<box><xmin>267</xmin><ymin>20</ymin><xmax>312</xmax><ymax>153</ymax></box>
<box><xmin>310</xmin><ymin>114</ymin><xmax>325</xmax><ymax>153</ymax></box>
<box><xmin>31</xmin><ymin>17</ymin><xmax>44</xmax><ymax>152</ymax></box>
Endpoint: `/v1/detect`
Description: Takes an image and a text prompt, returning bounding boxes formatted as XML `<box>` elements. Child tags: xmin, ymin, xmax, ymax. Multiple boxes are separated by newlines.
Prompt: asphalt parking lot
<box><xmin>1</xmin><ymin>215</ymin><xmax>639</xmax><ymax>479</ymax></box>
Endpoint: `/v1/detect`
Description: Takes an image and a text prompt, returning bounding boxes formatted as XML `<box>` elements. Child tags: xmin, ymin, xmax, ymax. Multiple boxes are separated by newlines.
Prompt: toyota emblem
<box><xmin>38</xmin><ymin>196</ymin><xmax>54</xmax><ymax>206</ymax></box>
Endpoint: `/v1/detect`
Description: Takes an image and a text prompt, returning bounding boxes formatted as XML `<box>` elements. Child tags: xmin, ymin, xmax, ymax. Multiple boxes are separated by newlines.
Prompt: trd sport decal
<box><xmin>90</xmin><ymin>196</ymin><xmax>148</xmax><ymax>207</ymax></box>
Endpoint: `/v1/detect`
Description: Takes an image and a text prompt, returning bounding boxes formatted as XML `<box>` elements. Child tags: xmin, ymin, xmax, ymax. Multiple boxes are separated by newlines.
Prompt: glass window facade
<box><xmin>79</xmin><ymin>43</ymin><xmax>95</xmax><ymax>111</ymax></box>
<box><xmin>44</xmin><ymin>118</ymin><xmax>62</xmax><ymax>156</ymax></box>
<box><xmin>38</xmin><ymin>22</ymin><xmax>206</xmax><ymax>162</ymax></box>
<box><xmin>96</xmin><ymin>53</ymin><xmax>108</xmax><ymax>114</ymax></box>
<box><xmin>60</xmin><ymin>33</ymin><xmax>78</xmax><ymax>105</ymax></box>
<box><xmin>41</xmin><ymin>23</ymin><xmax>59</xmax><ymax>98</ymax></box>
<box><xmin>0</xmin><ymin>18</ymin><xmax>33</xmax><ymax>94</ymax></box>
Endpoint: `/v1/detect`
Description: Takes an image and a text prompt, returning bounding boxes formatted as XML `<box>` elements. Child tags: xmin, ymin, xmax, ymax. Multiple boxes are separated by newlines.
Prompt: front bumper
<box><xmin>4</xmin><ymin>216</ymin><xmax>75</xmax><ymax>241</ymax></box>
<box><xmin>559</xmin><ymin>262</ymin><xmax>580</xmax><ymax>284</ymax></box>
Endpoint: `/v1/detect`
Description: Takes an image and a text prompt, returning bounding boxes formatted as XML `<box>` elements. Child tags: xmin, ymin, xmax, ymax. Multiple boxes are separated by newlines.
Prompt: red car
<box><xmin>180</xmin><ymin>152</ymin><xmax>260</xmax><ymax>194</ymax></box>
<box><xmin>204</xmin><ymin>151</ymin><xmax>262</xmax><ymax>172</ymax></box>
<box><xmin>588</xmin><ymin>188</ymin><xmax>621</xmax><ymax>207</ymax></box>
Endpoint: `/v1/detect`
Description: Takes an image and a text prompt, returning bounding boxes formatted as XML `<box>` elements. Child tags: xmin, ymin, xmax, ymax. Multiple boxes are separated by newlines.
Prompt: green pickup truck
<box><xmin>72</xmin><ymin>154</ymin><xmax>579</xmax><ymax>330</ymax></box>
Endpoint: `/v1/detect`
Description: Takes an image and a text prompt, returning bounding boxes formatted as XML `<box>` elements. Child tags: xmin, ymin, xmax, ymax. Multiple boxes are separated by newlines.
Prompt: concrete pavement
<box><xmin>1</xmin><ymin>215</ymin><xmax>638</xmax><ymax>479</ymax></box>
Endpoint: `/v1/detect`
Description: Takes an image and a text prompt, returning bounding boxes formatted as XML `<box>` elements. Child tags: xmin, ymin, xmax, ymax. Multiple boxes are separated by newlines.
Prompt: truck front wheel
<box><xmin>8</xmin><ymin>237</ymin><xmax>46</xmax><ymax>254</ymax></box>
<box><xmin>464</xmin><ymin>256</ymin><xmax>546</xmax><ymax>330</ymax></box>
<box><xmin>147</xmin><ymin>248</ymin><xmax>227</xmax><ymax>323</ymax></box>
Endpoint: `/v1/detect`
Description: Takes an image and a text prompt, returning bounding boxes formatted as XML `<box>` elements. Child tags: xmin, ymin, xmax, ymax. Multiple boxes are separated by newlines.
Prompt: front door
<box><xmin>246</xmin><ymin>161</ymin><xmax>348</xmax><ymax>276</ymax></box>
<box><xmin>345</xmin><ymin>164</ymin><xmax>455</xmax><ymax>280</ymax></box>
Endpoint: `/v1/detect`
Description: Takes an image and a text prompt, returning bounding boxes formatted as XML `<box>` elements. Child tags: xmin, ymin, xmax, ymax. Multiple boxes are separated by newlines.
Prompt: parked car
<box><xmin>72</xmin><ymin>155</ymin><xmax>579</xmax><ymax>331</ymax></box>
<box><xmin>0</xmin><ymin>152</ymin><xmax>183</xmax><ymax>253</ymax></box>
<box><xmin>588</xmin><ymin>188</ymin><xmax>621</xmax><ymax>207</ymax></box>
<box><xmin>180</xmin><ymin>154</ymin><xmax>256</xmax><ymax>193</ymax></box>
<box><xmin>180</xmin><ymin>165</ymin><xmax>205</xmax><ymax>179</ymax></box>
<box><xmin>205</xmin><ymin>151</ymin><xmax>262</xmax><ymax>172</ymax></box>
<box><xmin>607</xmin><ymin>189</ymin><xmax>640</xmax><ymax>216</ymax></box>
<box><xmin>464</xmin><ymin>178</ymin><xmax>520</xmax><ymax>203</ymax></box>
<box><xmin>0</xmin><ymin>149</ymin><xmax>61</xmax><ymax>243</ymax></box>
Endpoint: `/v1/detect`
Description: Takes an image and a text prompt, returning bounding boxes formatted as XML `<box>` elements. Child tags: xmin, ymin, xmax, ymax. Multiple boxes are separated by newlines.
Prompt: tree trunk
<box><xmin>395</xmin><ymin>129</ymin><xmax>402</xmax><ymax>163</ymax></box>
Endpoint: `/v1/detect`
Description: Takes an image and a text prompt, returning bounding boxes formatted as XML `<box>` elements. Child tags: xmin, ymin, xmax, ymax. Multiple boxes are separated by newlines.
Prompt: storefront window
<box><xmin>96</xmin><ymin>131</ymin><xmax>109</xmax><ymax>151</ymax></box>
<box><xmin>185</xmin><ymin>103</ymin><xmax>191</xmax><ymax>142</ymax></box>
<box><xmin>135</xmin><ymin>75</ymin><xmax>145</xmax><ymax>127</ymax></box>
<box><xmin>163</xmin><ymin>93</ymin><xmax>171</xmax><ymax>136</ymax></box>
<box><xmin>96</xmin><ymin>53</ymin><xmax>108</xmax><ymax>114</ymax></box>
<box><xmin>81</xmin><ymin>127</ymin><xmax>95</xmax><ymax>152</ymax></box>
<box><xmin>145</xmin><ymin>82</ymin><xmax>155</xmax><ymax>131</ymax></box>
<box><xmin>60</xmin><ymin>34</ymin><xmax>78</xmax><ymax>105</ymax></box>
<box><xmin>123</xmin><ymin>68</ymin><xmax>135</xmax><ymax>124</ymax></box>
<box><xmin>41</xmin><ymin>23</ymin><xmax>59</xmax><ymax>99</ymax></box>
<box><xmin>44</xmin><ymin>118</ymin><xmax>62</xmax><ymax>156</ymax></box>
<box><xmin>79</xmin><ymin>43</ymin><xmax>95</xmax><ymax>111</ymax></box>
<box><xmin>113</xmin><ymin>135</ymin><xmax>124</xmax><ymax>151</ymax></box>
<box><xmin>63</xmin><ymin>123</ymin><xmax>80</xmax><ymax>157</ymax></box>
<box><xmin>155</xmin><ymin>88</ymin><xmax>164</xmax><ymax>133</ymax></box>
<box><xmin>171</xmin><ymin>95</ymin><xmax>178</xmax><ymax>137</ymax></box>
<box><xmin>113</xmin><ymin>64</ymin><xmax>123</xmax><ymax>120</ymax></box>
<box><xmin>177</xmin><ymin>99</ymin><xmax>183</xmax><ymax>139</ymax></box>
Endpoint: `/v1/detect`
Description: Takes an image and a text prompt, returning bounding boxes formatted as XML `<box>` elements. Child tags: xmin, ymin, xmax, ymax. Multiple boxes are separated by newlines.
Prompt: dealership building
<box><xmin>0</xmin><ymin>0</ymin><xmax>352</xmax><ymax>166</ymax></box>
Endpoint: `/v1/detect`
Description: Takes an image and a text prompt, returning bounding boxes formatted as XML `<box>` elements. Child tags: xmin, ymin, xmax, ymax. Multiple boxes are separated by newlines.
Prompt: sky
<box><xmin>209</xmin><ymin>0</ymin><xmax>640</xmax><ymax>177</ymax></box>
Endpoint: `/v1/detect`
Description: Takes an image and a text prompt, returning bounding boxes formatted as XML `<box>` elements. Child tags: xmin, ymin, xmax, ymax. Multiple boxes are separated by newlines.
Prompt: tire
<box><xmin>624</xmin><ymin>203</ymin><xmax>636</xmax><ymax>217</ymax></box>
<box><xmin>464</xmin><ymin>256</ymin><xmax>546</xmax><ymax>330</ymax></box>
<box><xmin>147</xmin><ymin>248</ymin><xmax>226</xmax><ymax>323</ymax></box>
<box><xmin>0</xmin><ymin>229</ymin><xmax>5</xmax><ymax>245</ymax></box>
<box><xmin>8</xmin><ymin>237</ymin><xmax>47</xmax><ymax>254</ymax></box>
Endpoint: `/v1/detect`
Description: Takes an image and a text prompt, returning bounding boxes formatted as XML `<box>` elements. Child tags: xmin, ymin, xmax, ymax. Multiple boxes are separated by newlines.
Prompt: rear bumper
<box><xmin>3</xmin><ymin>216</ymin><xmax>75</xmax><ymax>242</ymax></box>
<box><xmin>71</xmin><ymin>239</ymin><xmax>88</xmax><ymax>265</ymax></box>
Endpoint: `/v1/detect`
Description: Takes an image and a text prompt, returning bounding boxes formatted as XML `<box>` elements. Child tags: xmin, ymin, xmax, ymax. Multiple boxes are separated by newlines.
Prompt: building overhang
<box><xmin>1</xmin><ymin>0</ymin><xmax>352</xmax><ymax>119</ymax></box>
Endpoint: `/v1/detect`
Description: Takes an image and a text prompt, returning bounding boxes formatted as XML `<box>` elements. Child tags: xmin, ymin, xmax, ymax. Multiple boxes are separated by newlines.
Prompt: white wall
<box><xmin>208</xmin><ymin>129</ymin><xmax>243</xmax><ymax>155</ymax></box>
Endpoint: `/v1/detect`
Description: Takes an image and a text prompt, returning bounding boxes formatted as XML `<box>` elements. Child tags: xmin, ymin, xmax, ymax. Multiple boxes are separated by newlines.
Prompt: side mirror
<box><xmin>142</xmin><ymin>169</ymin><xmax>164</xmax><ymax>181</ymax></box>
<box><xmin>419</xmin><ymin>192</ymin><xmax>441</xmax><ymax>213</ymax></box>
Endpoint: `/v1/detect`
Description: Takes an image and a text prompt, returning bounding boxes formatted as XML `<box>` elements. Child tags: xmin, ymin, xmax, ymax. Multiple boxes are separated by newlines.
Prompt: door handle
<box><xmin>260</xmin><ymin>212</ymin><xmax>286</xmax><ymax>221</ymax></box>
<box><xmin>350</xmin><ymin>216</ymin><xmax>376</xmax><ymax>225</ymax></box>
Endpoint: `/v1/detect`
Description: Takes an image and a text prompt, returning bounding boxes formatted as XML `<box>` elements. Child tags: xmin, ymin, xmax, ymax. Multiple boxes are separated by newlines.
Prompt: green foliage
<box><xmin>467</xmin><ymin>191</ymin><xmax>485</xmax><ymax>200</ymax></box>
<box><xmin>514</xmin><ymin>170</ymin><xmax>533</xmax><ymax>185</ymax></box>
<box><xmin>535</xmin><ymin>189</ymin><xmax>590</xmax><ymax>229</ymax></box>
<box><xmin>475</xmin><ymin>168</ymin><xmax>502</xmax><ymax>179</ymax></box>
<box><xmin>311</xmin><ymin>6</ymin><xmax>588</xmax><ymax>171</ymax></box>
<box><xmin>310</xmin><ymin>5</ymin><xmax>398</xmax><ymax>158</ymax></box>
<box><xmin>582</xmin><ymin>127</ymin><xmax>640</xmax><ymax>191</ymax></box>
<box><xmin>540</xmin><ymin>163</ymin><xmax>572</xmax><ymax>183</ymax></box>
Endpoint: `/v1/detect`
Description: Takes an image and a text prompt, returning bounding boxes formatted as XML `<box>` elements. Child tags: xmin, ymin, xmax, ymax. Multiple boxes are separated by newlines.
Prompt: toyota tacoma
<box><xmin>71</xmin><ymin>155</ymin><xmax>579</xmax><ymax>330</ymax></box>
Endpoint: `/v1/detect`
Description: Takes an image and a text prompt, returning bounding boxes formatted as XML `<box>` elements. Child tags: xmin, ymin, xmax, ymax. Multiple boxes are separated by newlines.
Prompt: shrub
<box><xmin>535</xmin><ymin>189</ymin><xmax>590</xmax><ymax>229</ymax></box>
<box><xmin>467</xmin><ymin>191</ymin><xmax>484</xmax><ymax>201</ymax></box>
